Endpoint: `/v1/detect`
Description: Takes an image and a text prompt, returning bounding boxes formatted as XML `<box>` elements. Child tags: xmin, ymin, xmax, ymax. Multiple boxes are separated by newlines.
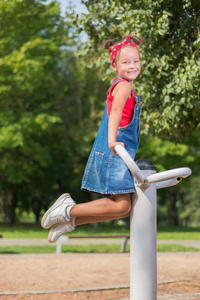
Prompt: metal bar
<box><xmin>130</xmin><ymin>169</ymin><xmax>157</xmax><ymax>300</ymax></box>
<box><xmin>156</xmin><ymin>177</ymin><xmax>182</xmax><ymax>189</ymax></box>
<box><xmin>114</xmin><ymin>144</ymin><xmax>192</xmax><ymax>300</ymax></box>
<box><xmin>115</xmin><ymin>145</ymin><xmax>192</xmax><ymax>186</ymax></box>
<box><xmin>114</xmin><ymin>145</ymin><xmax>145</xmax><ymax>184</ymax></box>
<box><xmin>146</xmin><ymin>167</ymin><xmax>191</xmax><ymax>184</ymax></box>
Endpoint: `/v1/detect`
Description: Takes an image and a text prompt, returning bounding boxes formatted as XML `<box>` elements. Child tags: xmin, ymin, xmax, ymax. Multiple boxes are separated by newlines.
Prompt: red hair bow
<box><xmin>109</xmin><ymin>33</ymin><xmax>139</xmax><ymax>65</ymax></box>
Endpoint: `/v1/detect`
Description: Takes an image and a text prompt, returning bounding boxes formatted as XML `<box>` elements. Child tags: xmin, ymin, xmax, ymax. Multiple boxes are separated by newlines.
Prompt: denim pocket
<box><xmin>95</xmin><ymin>151</ymin><xmax>104</xmax><ymax>175</ymax></box>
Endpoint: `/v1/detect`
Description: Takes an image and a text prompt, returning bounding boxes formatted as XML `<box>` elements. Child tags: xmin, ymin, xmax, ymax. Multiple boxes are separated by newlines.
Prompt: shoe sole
<box><xmin>48</xmin><ymin>223</ymin><xmax>74</xmax><ymax>243</ymax></box>
<box><xmin>41</xmin><ymin>193</ymin><xmax>70</xmax><ymax>229</ymax></box>
<box><xmin>48</xmin><ymin>226</ymin><xmax>58</xmax><ymax>243</ymax></box>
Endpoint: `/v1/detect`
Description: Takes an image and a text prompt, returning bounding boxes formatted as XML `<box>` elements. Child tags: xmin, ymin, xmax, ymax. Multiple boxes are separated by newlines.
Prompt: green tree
<box><xmin>0</xmin><ymin>0</ymin><xmax>110</xmax><ymax>224</ymax></box>
<box><xmin>70</xmin><ymin>0</ymin><xmax>200</xmax><ymax>226</ymax></box>
<box><xmin>0</xmin><ymin>0</ymin><xmax>68</xmax><ymax>224</ymax></box>
<box><xmin>74</xmin><ymin>0</ymin><xmax>200</xmax><ymax>139</ymax></box>
<box><xmin>136</xmin><ymin>132</ymin><xmax>200</xmax><ymax>226</ymax></box>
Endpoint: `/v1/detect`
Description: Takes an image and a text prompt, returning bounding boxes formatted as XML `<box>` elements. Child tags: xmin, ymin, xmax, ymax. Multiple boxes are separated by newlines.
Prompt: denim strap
<box><xmin>107</xmin><ymin>79</ymin><xmax>124</xmax><ymax>95</ymax></box>
<box><xmin>107</xmin><ymin>79</ymin><xmax>140</xmax><ymax>104</ymax></box>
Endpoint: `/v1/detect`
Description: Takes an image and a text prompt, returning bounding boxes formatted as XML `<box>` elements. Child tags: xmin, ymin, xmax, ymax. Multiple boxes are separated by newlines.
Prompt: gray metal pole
<box><xmin>130</xmin><ymin>159</ymin><xmax>157</xmax><ymax>300</ymax></box>
<box><xmin>114</xmin><ymin>145</ymin><xmax>191</xmax><ymax>300</ymax></box>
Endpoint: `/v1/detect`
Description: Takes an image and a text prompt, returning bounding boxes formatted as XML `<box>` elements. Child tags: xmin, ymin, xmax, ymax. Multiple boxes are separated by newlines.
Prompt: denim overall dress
<box><xmin>81</xmin><ymin>79</ymin><xmax>141</xmax><ymax>195</ymax></box>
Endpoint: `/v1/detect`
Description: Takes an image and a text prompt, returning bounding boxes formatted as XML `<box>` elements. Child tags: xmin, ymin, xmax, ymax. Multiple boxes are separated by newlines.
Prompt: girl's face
<box><xmin>112</xmin><ymin>46</ymin><xmax>141</xmax><ymax>83</ymax></box>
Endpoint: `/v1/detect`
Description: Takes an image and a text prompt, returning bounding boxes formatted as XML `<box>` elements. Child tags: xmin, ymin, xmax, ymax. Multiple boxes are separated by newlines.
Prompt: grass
<box><xmin>0</xmin><ymin>223</ymin><xmax>129</xmax><ymax>238</ymax></box>
<box><xmin>0</xmin><ymin>223</ymin><xmax>200</xmax><ymax>240</ymax></box>
<box><xmin>0</xmin><ymin>243</ymin><xmax>199</xmax><ymax>254</ymax></box>
<box><xmin>157</xmin><ymin>226</ymin><xmax>200</xmax><ymax>240</ymax></box>
<box><xmin>0</xmin><ymin>223</ymin><xmax>200</xmax><ymax>254</ymax></box>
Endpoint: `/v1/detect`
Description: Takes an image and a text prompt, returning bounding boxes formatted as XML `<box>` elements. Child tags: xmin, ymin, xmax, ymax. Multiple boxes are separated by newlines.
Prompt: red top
<box><xmin>107</xmin><ymin>78</ymin><xmax>136</xmax><ymax>127</ymax></box>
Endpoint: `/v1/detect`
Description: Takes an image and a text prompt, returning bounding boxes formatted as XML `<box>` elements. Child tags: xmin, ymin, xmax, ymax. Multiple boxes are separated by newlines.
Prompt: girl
<box><xmin>41</xmin><ymin>33</ymin><xmax>143</xmax><ymax>243</ymax></box>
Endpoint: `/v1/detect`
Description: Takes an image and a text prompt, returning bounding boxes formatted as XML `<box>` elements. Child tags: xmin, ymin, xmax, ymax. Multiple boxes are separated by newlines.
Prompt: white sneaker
<box><xmin>41</xmin><ymin>193</ymin><xmax>76</xmax><ymax>229</ymax></box>
<box><xmin>48</xmin><ymin>217</ymin><xmax>76</xmax><ymax>243</ymax></box>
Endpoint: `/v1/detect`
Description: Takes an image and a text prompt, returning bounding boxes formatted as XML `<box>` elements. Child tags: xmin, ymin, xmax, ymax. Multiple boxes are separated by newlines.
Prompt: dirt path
<box><xmin>1</xmin><ymin>252</ymin><xmax>200</xmax><ymax>299</ymax></box>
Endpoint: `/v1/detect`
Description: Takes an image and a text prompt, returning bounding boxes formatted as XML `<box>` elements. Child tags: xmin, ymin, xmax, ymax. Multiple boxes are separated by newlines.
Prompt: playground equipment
<box><xmin>115</xmin><ymin>145</ymin><xmax>192</xmax><ymax>300</ymax></box>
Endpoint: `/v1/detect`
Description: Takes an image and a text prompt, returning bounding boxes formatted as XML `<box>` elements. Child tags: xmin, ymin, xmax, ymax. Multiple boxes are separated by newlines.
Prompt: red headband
<box><xmin>109</xmin><ymin>33</ymin><xmax>139</xmax><ymax>65</ymax></box>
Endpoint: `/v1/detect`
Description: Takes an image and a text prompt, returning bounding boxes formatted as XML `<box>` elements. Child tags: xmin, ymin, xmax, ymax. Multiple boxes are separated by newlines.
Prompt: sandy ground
<box><xmin>1</xmin><ymin>252</ymin><xmax>200</xmax><ymax>299</ymax></box>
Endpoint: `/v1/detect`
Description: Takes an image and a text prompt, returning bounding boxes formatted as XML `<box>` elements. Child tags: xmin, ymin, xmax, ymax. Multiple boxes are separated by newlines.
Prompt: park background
<box><xmin>0</xmin><ymin>0</ymin><xmax>199</xmax><ymax>231</ymax></box>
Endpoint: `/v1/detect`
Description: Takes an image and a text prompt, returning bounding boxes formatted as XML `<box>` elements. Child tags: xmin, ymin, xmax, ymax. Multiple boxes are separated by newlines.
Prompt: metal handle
<box><xmin>115</xmin><ymin>145</ymin><xmax>192</xmax><ymax>187</ymax></box>
<box><xmin>156</xmin><ymin>177</ymin><xmax>182</xmax><ymax>189</ymax></box>
<box><xmin>146</xmin><ymin>167</ymin><xmax>191</xmax><ymax>184</ymax></box>
<box><xmin>115</xmin><ymin>145</ymin><xmax>145</xmax><ymax>184</ymax></box>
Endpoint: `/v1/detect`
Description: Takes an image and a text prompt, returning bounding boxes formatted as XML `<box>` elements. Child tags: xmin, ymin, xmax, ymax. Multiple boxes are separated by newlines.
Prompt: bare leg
<box><xmin>75</xmin><ymin>211</ymin><xmax>130</xmax><ymax>226</ymax></box>
<box><xmin>46</xmin><ymin>196</ymin><xmax>132</xmax><ymax>243</ymax></box>
<box><xmin>70</xmin><ymin>193</ymin><xmax>131</xmax><ymax>219</ymax></box>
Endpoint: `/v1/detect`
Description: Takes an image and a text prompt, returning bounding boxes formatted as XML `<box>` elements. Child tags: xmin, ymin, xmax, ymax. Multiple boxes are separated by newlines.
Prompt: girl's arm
<box><xmin>108</xmin><ymin>81</ymin><xmax>132</xmax><ymax>155</ymax></box>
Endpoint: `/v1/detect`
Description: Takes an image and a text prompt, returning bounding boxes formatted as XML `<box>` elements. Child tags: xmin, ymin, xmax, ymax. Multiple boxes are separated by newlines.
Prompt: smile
<box><xmin>128</xmin><ymin>70</ymin><xmax>138</xmax><ymax>74</ymax></box>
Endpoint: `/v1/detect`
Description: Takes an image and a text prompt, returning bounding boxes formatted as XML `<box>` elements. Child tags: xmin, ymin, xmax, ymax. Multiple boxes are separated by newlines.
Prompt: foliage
<box><xmin>0</xmin><ymin>0</ymin><xmax>69</xmax><ymax>224</ymax></box>
<box><xmin>179</xmin><ymin>177</ymin><xmax>200</xmax><ymax>224</ymax></box>
<box><xmin>74</xmin><ymin>0</ymin><xmax>200</xmax><ymax>139</ymax></box>
<box><xmin>0</xmin><ymin>0</ymin><xmax>199</xmax><ymax>226</ymax></box>
<box><xmin>0</xmin><ymin>0</ymin><xmax>109</xmax><ymax>225</ymax></box>
<box><xmin>136</xmin><ymin>132</ymin><xmax>200</xmax><ymax>226</ymax></box>
<box><xmin>71</xmin><ymin>0</ymin><xmax>200</xmax><ymax>226</ymax></box>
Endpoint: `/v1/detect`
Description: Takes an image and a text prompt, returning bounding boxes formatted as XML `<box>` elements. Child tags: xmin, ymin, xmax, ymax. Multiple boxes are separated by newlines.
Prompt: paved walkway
<box><xmin>0</xmin><ymin>238</ymin><xmax>200</xmax><ymax>249</ymax></box>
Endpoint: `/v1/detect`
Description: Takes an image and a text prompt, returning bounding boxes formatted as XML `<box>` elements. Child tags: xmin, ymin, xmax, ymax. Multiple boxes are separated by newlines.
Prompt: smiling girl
<box><xmin>41</xmin><ymin>33</ymin><xmax>144</xmax><ymax>243</ymax></box>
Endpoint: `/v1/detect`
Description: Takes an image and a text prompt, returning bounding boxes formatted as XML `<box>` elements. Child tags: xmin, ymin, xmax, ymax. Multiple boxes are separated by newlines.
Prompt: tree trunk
<box><xmin>32</xmin><ymin>198</ymin><xmax>41</xmax><ymax>223</ymax></box>
<box><xmin>170</xmin><ymin>190</ymin><xmax>179</xmax><ymax>226</ymax></box>
<box><xmin>5</xmin><ymin>182</ymin><xmax>17</xmax><ymax>226</ymax></box>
